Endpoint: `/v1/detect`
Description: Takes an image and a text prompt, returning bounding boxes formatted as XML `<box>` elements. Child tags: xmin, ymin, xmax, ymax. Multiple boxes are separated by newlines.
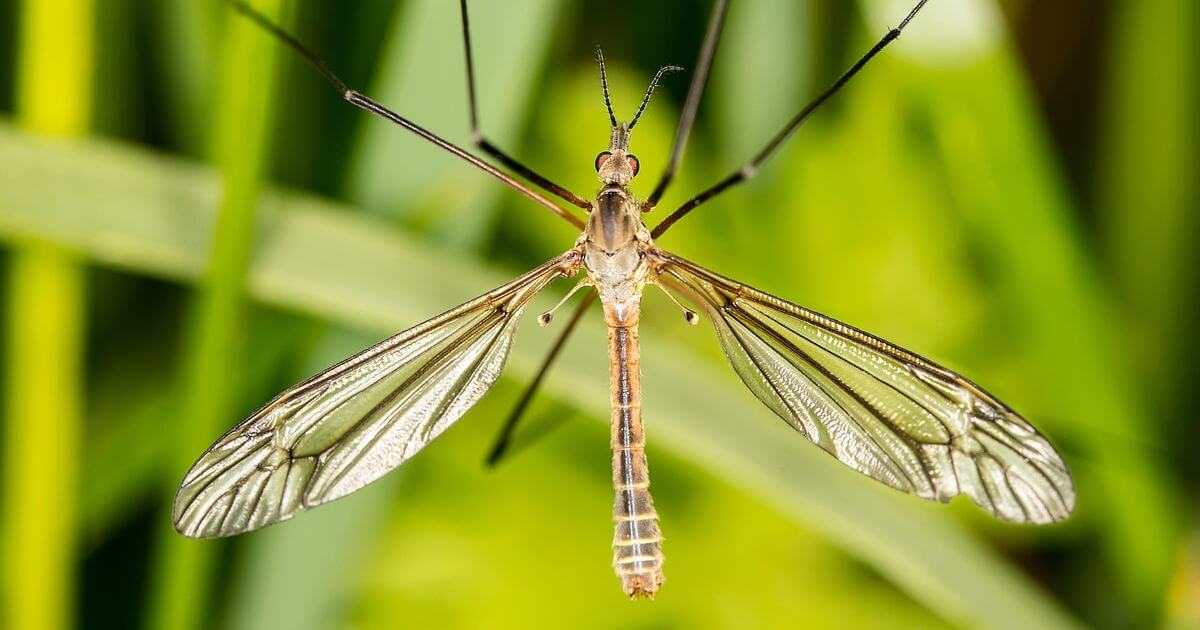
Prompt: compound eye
<box><xmin>594</xmin><ymin>151</ymin><xmax>612</xmax><ymax>171</ymax></box>
<box><xmin>627</xmin><ymin>154</ymin><xmax>640</xmax><ymax>177</ymax></box>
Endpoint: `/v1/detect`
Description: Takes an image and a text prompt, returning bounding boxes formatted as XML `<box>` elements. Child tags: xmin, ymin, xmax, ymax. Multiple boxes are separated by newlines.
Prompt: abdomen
<box><xmin>606</xmin><ymin>319</ymin><xmax>664</xmax><ymax>598</ymax></box>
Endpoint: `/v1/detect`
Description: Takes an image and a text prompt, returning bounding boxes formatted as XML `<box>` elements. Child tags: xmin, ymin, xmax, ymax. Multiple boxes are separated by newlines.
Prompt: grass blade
<box><xmin>346</xmin><ymin>0</ymin><xmax>563</xmax><ymax>250</ymax></box>
<box><xmin>144</xmin><ymin>2</ymin><xmax>286</xmax><ymax>629</ymax></box>
<box><xmin>900</xmin><ymin>16</ymin><xmax>1180</xmax><ymax>623</ymax></box>
<box><xmin>2</xmin><ymin>0</ymin><xmax>92</xmax><ymax>628</ymax></box>
<box><xmin>1096</xmin><ymin>0</ymin><xmax>1198</xmax><ymax>435</ymax></box>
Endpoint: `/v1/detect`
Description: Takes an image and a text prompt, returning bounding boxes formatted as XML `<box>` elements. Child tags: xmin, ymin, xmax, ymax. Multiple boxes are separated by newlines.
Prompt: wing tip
<box><xmin>172</xmin><ymin>517</ymin><xmax>211</xmax><ymax>539</ymax></box>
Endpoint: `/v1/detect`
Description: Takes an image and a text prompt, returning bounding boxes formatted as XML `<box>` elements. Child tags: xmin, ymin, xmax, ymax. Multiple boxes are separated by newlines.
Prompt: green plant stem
<box><xmin>3</xmin><ymin>247</ymin><xmax>86</xmax><ymax>630</ymax></box>
<box><xmin>144</xmin><ymin>2</ymin><xmax>285</xmax><ymax>630</ymax></box>
<box><xmin>1096</xmin><ymin>6</ymin><xmax>1197</xmax><ymax>623</ymax></box>
<box><xmin>153</xmin><ymin>1</ymin><xmax>221</xmax><ymax>156</ymax></box>
<box><xmin>347</xmin><ymin>0</ymin><xmax>561</xmax><ymax>249</ymax></box>
<box><xmin>2</xmin><ymin>1</ymin><xmax>92</xmax><ymax>629</ymax></box>
<box><xmin>1097</xmin><ymin>0</ymin><xmax>1198</xmax><ymax>427</ymax></box>
<box><xmin>922</xmin><ymin>51</ymin><xmax>1180</xmax><ymax>622</ymax></box>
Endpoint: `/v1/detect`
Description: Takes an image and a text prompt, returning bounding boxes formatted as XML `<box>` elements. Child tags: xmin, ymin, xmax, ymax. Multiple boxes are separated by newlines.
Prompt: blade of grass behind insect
<box><xmin>220</xmin><ymin>5</ymin><xmax>566</xmax><ymax>627</ymax></box>
<box><xmin>1095</xmin><ymin>7</ymin><xmax>1200</xmax><ymax>619</ymax></box>
<box><xmin>704</xmin><ymin>0</ymin><xmax>809</xmax><ymax>284</ymax></box>
<box><xmin>0</xmin><ymin>2</ymin><xmax>14</xmax><ymax>112</ymax></box>
<box><xmin>221</xmin><ymin>328</ymin><xmax>403</xmax><ymax>630</ymax></box>
<box><xmin>0</xmin><ymin>125</ymin><xmax>1082</xmax><ymax>628</ymax></box>
<box><xmin>80</xmin><ymin>311</ymin><xmax>312</xmax><ymax>546</ymax></box>
<box><xmin>1095</xmin><ymin>1</ymin><xmax>1198</xmax><ymax>443</ymax></box>
<box><xmin>903</xmin><ymin>26</ymin><xmax>1181</xmax><ymax>625</ymax></box>
<box><xmin>714</xmin><ymin>0</ymin><xmax>807</xmax><ymax>160</ymax></box>
<box><xmin>1</xmin><ymin>1</ymin><xmax>91</xmax><ymax>629</ymax></box>
<box><xmin>143</xmin><ymin>2</ymin><xmax>286</xmax><ymax>630</ymax></box>
<box><xmin>346</xmin><ymin>0</ymin><xmax>562</xmax><ymax>250</ymax></box>
<box><xmin>147</xmin><ymin>0</ymin><xmax>221</xmax><ymax>155</ymax></box>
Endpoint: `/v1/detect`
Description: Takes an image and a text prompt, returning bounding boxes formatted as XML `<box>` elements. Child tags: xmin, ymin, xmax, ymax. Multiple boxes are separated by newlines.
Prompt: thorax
<box><xmin>582</xmin><ymin>186</ymin><xmax>651</xmax><ymax>325</ymax></box>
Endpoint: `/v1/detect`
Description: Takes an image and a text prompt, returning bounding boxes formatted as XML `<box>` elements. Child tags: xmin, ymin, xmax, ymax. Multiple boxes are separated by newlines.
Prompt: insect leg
<box><xmin>641</xmin><ymin>0</ymin><xmax>730</xmax><ymax>212</ymax></box>
<box><xmin>231</xmin><ymin>1</ymin><xmax>584</xmax><ymax>229</ymax></box>
<box><xmin>485</xmin><ymin>291</ymin><xmax>596</xmax><ymax>467</ymax></box>
<box><xmin>651</xmin><ymin>0</ymin><xmax>931</xmax><ymax>238</ymax></box>
<box><xmin>458</xmin><ymin>0</ymin><xmax>593</xmax><ymax>211</ymax></box>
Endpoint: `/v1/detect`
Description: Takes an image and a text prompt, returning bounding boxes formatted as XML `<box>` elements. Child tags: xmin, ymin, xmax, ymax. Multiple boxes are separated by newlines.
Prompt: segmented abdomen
<box><xmin>607</xmin><ymin>322</ymin><xmax>664</xmax><ymax>598</ymax></box>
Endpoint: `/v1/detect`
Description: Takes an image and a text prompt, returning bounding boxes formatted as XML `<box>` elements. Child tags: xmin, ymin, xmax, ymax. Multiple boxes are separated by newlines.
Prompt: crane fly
<box><xmin>175</xmin><ymin>0</ymin><xmax>1076</xmax><ymax>599</ymax></box>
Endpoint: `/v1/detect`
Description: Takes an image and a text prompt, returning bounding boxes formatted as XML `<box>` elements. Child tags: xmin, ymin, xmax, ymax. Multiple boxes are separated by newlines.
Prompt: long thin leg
<box><xmin>486</xmin><ymin>291</ymin><xmax>596</xmax><ymax>467</ymax></box>
<box><xmin>641</xmin><ymin>0</ymin><xmax>730</xmax><ymax>211</ymax></box>
<box><xmin>652</xmin><ymin>0</ymin><xmax>930</xmax><ymax>238</ymax></box>
<box><xmin>459</xmin><ymin>0</ymin><xmax>592</xmax><ymax>211</ymax></box>
<box><xmin>232</xmin><ymin>1</ymin><xmax>585</xmax><ymax>229</ymax></box>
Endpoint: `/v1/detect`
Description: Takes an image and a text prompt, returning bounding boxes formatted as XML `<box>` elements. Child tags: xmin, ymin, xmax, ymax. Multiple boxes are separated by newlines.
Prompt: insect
<box><xmin>175</xmin><ymin>0</ymin><xmax>1075</xmax><ymax>599</ymax></box>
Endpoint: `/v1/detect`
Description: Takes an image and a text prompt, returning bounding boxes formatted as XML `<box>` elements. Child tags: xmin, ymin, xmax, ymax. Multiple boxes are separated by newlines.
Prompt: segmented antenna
<box><xmin>596</xmin><ymin>46</ymin><xmax>618</xmax><ymax>128</ymax></box>
<box><xmin>629</xmin><ymin>65</ymin><xmax>683</xmax><ymax>130</ymax></box>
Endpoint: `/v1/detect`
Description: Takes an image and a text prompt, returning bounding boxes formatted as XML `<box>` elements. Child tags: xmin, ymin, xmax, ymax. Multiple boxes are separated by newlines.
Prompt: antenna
<box><xmin>596</xmin><ymin>46</ymin><xmax>618</xmax><ymax>128</ymax></box>
<box><xmin>629</xmin><ymin>65</ymin><xmax>683</xmax><ymax>130</ymax></box>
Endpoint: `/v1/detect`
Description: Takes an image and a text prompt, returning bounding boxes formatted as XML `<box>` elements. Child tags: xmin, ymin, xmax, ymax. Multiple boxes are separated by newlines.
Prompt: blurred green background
<box><xmin>0</xmin><ymin>0</ymin><xmax>1197</xmax><ymax>628</ymax></box>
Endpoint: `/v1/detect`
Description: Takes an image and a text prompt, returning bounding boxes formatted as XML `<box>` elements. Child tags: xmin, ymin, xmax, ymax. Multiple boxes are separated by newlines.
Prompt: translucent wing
<box><xmin>655</xmin><ymin>249</ymin><xmax>1075</xmax><ymax>523</ymax></box>
<box><xmin>174</xmin><ymin>252</ymin><xmax>578</xmax><ymax>538</ymax></box>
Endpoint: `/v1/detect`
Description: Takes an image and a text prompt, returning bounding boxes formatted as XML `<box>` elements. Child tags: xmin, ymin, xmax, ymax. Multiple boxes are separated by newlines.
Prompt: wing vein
<box><xmin>173</xmin><ymin>252</ymin><xmax>579</xmax><ymax>537</ymax></box>
<box><xmin>730</xmin><ymin>304</ymin><xmax>930</xmax><ymax>491</ymax></box>
<box><xmin>652</xmin><ymin>247</ymin><xmax>1074</xmax><ymax>523</ymax></box>
<box><xmin>755</xmin><ymin>306</ymin><xmax>956</xmax><ymax>443</ymax></box>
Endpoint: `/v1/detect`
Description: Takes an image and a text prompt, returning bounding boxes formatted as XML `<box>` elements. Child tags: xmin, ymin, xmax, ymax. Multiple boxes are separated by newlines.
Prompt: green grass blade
<box><xmin>713</xmin><ymin>0</ymin><xmax>807</xmax><ymax>159</ymax></box>
<box><xmin>3</xmin><ymin>248</ymin><xmax>86</xmax><ymax>630</ymax></box>
<box><xmin>2</xmin><ymin>0</ymin><xmax>92</xmax><ymax>629</ymax></box>
<box><xmin>144</xmin><ymin>2</ymin><xmax>286</xmax><ymax>630</ymax></box>
<box><xmin>1096</xmin><ymin>0</ymin><xmax>1198</xmax><ymax>423</ymax></box>
<box><xmin>894</xmin><ymin>7</ymin><xmax>1181</xmax><ymax>620</ymax></box>
<box><xmin>80</xmin><ymin>313</ymin><xmax>308</xmax><ymax>546</ymax></box>
<box><xmin>346</xmin><ymin>0</ymin><xmax>563</xmax><ymax>250</ymax></box>
<box><xmin>221</xmin><ymin>330</ymin><xmax>402</xmax><ymax>630</ymax></box>
<box><xmin>0</xmin><ymin>124</ymin><xmax>1083</xmax><ymax>629</ymax></box>
<box><xmin>148</xmin><ymin>0</ymin><xmax>221</xmax><ymax>155</ymax></box>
